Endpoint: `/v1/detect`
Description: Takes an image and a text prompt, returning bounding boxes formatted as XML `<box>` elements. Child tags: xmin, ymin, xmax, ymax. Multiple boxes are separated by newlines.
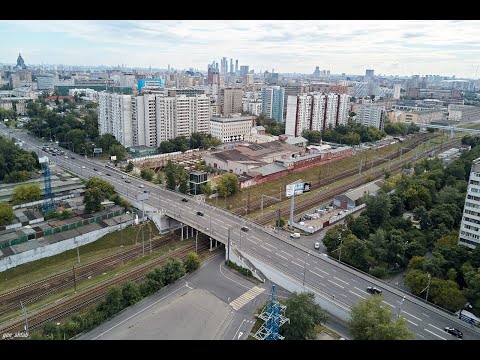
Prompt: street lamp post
<box><xmin>338</xmin><ymin>234</ymin><xmax>343</xmax><ymax>263</ymax></box>
<box><xmin>74</xmin><ymin>240</ymin><xmax>80</xmax><ymax>264</ymax></box>
<box><xmin>397</xmin><ymin>296</ymin><xmax>406</xmax><ymax>319</ymax></box>
<box><xmin>302</xmin><ymin>252</ymin><xmax>310</xmax><ymax>286</ymax></box>
<box><xmin>425</xmin><ymin>274</ymin><xmax>431</xmax><ymax>303</ymax></box>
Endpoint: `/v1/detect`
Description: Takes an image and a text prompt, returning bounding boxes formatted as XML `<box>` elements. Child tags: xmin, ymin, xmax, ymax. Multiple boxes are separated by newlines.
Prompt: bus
<box><xmin>455</xmin><ymin>310</ymin><xmax>480</xmax><ymax>327</ymax></box>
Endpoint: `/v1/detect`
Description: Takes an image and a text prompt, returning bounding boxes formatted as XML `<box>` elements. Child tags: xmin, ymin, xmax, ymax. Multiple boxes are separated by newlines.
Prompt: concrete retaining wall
<box><xmin>0</xmin><ymin>220</ymin><xmax>134</xmax><ymax>272</ymax></box>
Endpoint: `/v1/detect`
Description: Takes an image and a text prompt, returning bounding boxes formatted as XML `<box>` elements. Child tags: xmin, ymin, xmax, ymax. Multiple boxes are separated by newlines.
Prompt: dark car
<box><xmin>143</xmin><ymin>190</ymin><xmax>149</xmax><ymax>193</ymax></box>
<box><xmin>125</xmin><ymin>179</ymin><xmax>131</xmax><ymax>183</ymax></box>
<box><xmin>241</xmin><ymin>226</ymin><xmax>249</xmax><ymax>232</ymax></box>
<box><xmin>71</xmin><ymin>156</ymin><xmax>75</xmax><ymax>159</ymax></box>
<box><xmin>196</xmin><ymin>211</ymin><xmax>204</xmax><ymax>216</ymax></box>
<box><xmin>182</xmin><ymin>198</ymin><xmax>189</xmax><ymax>202</ymax></box>
<box><xmin>366</xmin><ymin>287</ymin><xmax>382</xmax><ymax>295</ymax></box>
<box><xmin>444</xmin><ymin>327</ymin><xmax>463</xmax><ymax>338</ymax></box>
<box><xmin>106</xmin><ymin>173</ymin><xmax>111</xmax><ymax>176</ymax></box>
<box><xmin>93</xmin><ymin>168</ymin><xmax>98</xmax><ymax>171</ymax></box>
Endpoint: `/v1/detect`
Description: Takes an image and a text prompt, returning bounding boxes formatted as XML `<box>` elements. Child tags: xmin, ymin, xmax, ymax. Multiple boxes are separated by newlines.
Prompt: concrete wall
<box><xmin>0</xmin><ymin>220</ymin><xmax>134</xmax><ymax>272</ymax></box>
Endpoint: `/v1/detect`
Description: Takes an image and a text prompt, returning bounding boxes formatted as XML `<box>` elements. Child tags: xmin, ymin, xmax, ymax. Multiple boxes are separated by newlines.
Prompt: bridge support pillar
<box><xmin>181</xmin><ymin>224</ymin><xmax>184</xmax><ymax>241</ymax></box>
<box><xmin>210</xmin><ymin>237</ymin><xmax>213</xmax><ymax>251</ymax></box>
<box><xmin>191</xmin><ymin>226</ymin><xmax>194</xmax><ymax>238</ymax></box>
<box><xmin>215</xmin><ymin>240</ymin><xmax>218</xmax><ymax>248</ymax></box>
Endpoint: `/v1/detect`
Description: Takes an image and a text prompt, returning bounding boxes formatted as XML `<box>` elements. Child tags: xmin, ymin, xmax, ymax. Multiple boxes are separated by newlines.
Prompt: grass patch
<box><xmin>0</xmin><ymin>221</ymin><xmax>159</xmax><ymax>293</ymax></box>
<box><xmin>314</xmin><ymin>324</ymin><xmax>342</xmax><ymax>339</ymax></box>
<box><xmin>247</xmin><ymin>305</ymin><xmax>265</xmax><ymax>340</ymax></box>
<box><xmin>225</xmin><ymin>260</ymin><xmax>253</xmax><ymax>278</ymax></box>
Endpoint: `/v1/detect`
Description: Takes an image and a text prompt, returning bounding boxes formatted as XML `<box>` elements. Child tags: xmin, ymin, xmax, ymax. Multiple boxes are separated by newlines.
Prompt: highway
<box><xmin>4</xmin><ymin>124</ymin><xmax>480</xmax><ymax>341</ymax></box>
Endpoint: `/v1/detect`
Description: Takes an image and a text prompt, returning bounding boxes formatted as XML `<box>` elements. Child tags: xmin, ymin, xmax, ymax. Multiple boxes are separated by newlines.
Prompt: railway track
<box><xmin>231</xmin><ymin>133</ymin><xmax>435</xmax><ymax>216</ymax></box>
<box><xmin>0</xmin><ymin>242</ymin><xmax>218</xmax><ymax>335</ymax></box>
<box><xmin>0</xmin><ymin>230</ymin><xmax>180</xmax><ymax>317</ymax></box>
<box><xmin>252</xmin><ymin>138</ymin><xmax>460</xmax><ymax>226</ymax></box>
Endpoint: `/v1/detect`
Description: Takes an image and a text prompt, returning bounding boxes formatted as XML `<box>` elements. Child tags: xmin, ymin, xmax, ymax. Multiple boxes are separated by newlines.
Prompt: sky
<box><xmin>1</xmin><ymin>20</ymin><xmax>479</xmax><ymax>78</ymax></box>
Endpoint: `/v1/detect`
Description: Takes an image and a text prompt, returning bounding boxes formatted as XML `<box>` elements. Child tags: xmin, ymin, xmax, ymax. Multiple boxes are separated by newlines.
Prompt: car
<box><xmin>196</xmin><ymin>211</ymin><xmax>204</xmax><ymax>216</ymax></box>
<box><xmin>64</xmin><ymin>156</ymin><xmax>69</xmax><ymax>159</ymax></box>
<box><xmin>121</xmin><ymin>175</ymin><xmax>127</xmax><ymax>179</ymax></box>
<box><xmin>82</xmin><ymin>166</ymin><xmax>85</xmax><ymax>169</ymax></box>
<box><xmin>290</xmin><ymin>232</ymin><xmax>300</xmax><ymax>238</ymax></box>
<box><xmin>71</xmin><ymin>156</ymin><xmax>75</xmax><ymax>159</ymax></box>
<box><xmin>106</xmin><ymin>173</ymin><xmax>111</xmax><ymax>176</ymax></box>
<box><xmin>444</xmin><ymin>327</ymin><xmax>463</xmax><ymax>338</ymax></box>
<box><xmin>182</xmin><ymin>198</ymin><xmax>189</xmax><ymax>202</ymax></box>
<box><xmin>241</xmin><ymin>226</ymin><xmax>249</xmax><ymax>232</ymax></box>
<box><xmin>143</xmin><ymin>189</ymin><xmax>149</xmax><ymax>193</ymax></box>
<box><xmin>125</xmin><ymin>179</ymin><xmax>131</xmax><ymax>183</ymax></box>
<box><xmin>52</xmin><ymin>153</ymin><xmax>56</xmax><ymax>156</ymax></box>
<box><xmin>138</xmin><ymin>184</ymin><xmax>144</xmax><ymax>188</ymax></box>
<box><xmin>93</xmin><ymin>168</ymin><xmax>98</xmax><ymax>171</ymax></box>
<box><xmin>98</xmin><ymin>172</ymin><xmax>102</xmax><ymax>176</ymax></box>
<box><xmin>314</xmin><ymin>242</ymin><xmax>320</xmax><ymax>250</ymax></box>
<box><xmin>366</xmin><ymin>287</ymin><xmax>382</xmax><ymax>295</ymax></box>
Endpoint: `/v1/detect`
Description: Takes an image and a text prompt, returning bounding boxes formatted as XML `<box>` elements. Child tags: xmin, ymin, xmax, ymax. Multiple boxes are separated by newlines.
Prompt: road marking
<box><xmin>382</xmin><ymin>300</ymin><xmax>395</xmax><ymax>308</ymax></box>
<box><xmin>424</xmin><ymin>328</ymin><xmax>446</xmax><ymax>340</ymax></box>
<box><xmin>416</xmin><ymin>333</ymin><xmax>425</xmax><ymax>339</ymax></box>
<box><xmin>246</xmin><ymin>238</ymin><xmax>257</xmax><ymax>244</ymax></box>
<box><xmin>262</xmin><ymin>242</ymin><xmax>276</xmax><ymax>249</ymax></box>
<box><xmin>354</xmin><ymin>287</ymin><xmax>369</xmax><ymax>294</ymax></box>
<box><xmin>401</xmin><ymin>311</ymin><xmax>422</xmax><ymax>322</ymax></box>
<box><xmin>260</xmin><ymin>245</ymin><xmax>272</xmax><ymax>252</ymax></box>
<box><xmin>280</xmin><ymin>250</ymin><xmax>293</xmax><ymax>258</ymax></box>
<box><xmin>229</xmin><ymin>286</ymin><xmax>265</xmax><ymax>311</ymax></box>
<box><xmin>422</xmin><ymin>313</ymin><xmax>430</xmax><ymax>318</ymax></box>
<box><xmin>291</xmin><ymin>261</ymin><xmax>303</xmax><ymax>268</ymax></box>
<box><xmin>406</xmin><ymin>319</ymin><xmax>418</xmax><ymax>327</ymax></box>
<box><xmin>314</xmin><ymin>267</ymin><xmax>329</xmax><ymax>275</ymax></box>
<box><xmin>428</xmin><ymin>324</ymin><xmax>444</xmax><ymax>332</ymax></box>
<box><xmin>276</xmin><ymin>253</ymin><xmax>288</xmax><ymax>261</ymax></box>
<box><xmin>308</xmin><ymin>269</ymin><xmax>324</xmax><ymax>278</ymax></box>
<box><xmin>349</xmin><ymin>290</ymin><xmax>366</xmax><ymax>299</ymax></box>
<box><xmin>351</xmin><ymin>278</ymin><xmax>357</xmax><ymax>283</ymax></box>
<box><xmin>334</xmin><ymin>276</ymin><xmax>349</xmax><ymax>285</ymax></box>
<box><xmin>327</xmin><ymin>279</ymin><xmax>344</xmax><ymax>289</ymax></box>
<box><xmin>340</xmin><ymin>293</ymin><xmax>347</xmax><ymax>298</ymax></box>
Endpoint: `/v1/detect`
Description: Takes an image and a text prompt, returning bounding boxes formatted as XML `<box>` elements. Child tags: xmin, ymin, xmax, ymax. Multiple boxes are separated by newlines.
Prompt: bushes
<box><xmin>226</xmin><ymin>260</ymin><xmax>253</xmax><ymax>278</ymax></box>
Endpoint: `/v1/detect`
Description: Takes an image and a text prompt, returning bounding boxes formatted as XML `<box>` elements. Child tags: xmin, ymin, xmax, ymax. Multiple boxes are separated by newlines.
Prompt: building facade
<box><xmin>354</xmin><ymin>104</ymin><xmax>386</xmax><ymax>130</ymax></box>
<box><xmin>221</xmin><ymin>87</ymin><xmax>243</xmax><ymax>116</ymax></box>
<box><xmin>98</xmin><ymin>92</ymin><xmax>133</xmax><ymax>147</ymax></box>
<box><xmin>210</xmin><ymin>115</ymin><xmax>255</xmax><ymax>142</ymax></box>
<box><xmin>459</xmin><ymin>157</ymin><xmax>480</xmax><ymax>249</ymax></box>
<box><xmin>285</xmin><ymin>93</ymin><xmax>350</xmax><ymax>137</ymax></box>
<box><xmin>448</xmin><ymin>104</ymin><xmax>480</xmax><ymax>122</ymax></box>
<box><xmin>261</xmin><ymin>86</ymin><xmax>285</xmax><ymax>123</ymax></box>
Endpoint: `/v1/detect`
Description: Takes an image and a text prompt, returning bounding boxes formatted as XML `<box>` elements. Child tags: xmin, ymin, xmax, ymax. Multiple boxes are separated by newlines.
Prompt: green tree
<box><xmin>404</xmin><ymin>269</ymin><xmax>430</xmax><ymax>295</ymax></box>
<box><xmin>200</xmin><ymin>182</ymin><xmax>212</xmax><ymax>196</ymax></box>
<box><xmin>85</xmin><ymin>177</ymin><xmax>115</xmax><ymax>198</ymax></box>
<box><xmin>109</xmin><ymin>144</ymin><xmax>127</xmax><ymax>162</ymax></box>
<box><xmin>140</xmin><ymin>168</ymin><xmax>155</xmax><ymax>181</ymax></box>
<box><xmin>84</xmin><ymin>187</ymin><xmax>103</xmax><ymax>213</ymax></box>
<box><xmin>164</xmin><ymin>160</ymin><xmax>177</xmax><ymax>190</ymax></box>
<box><xmin>348</xmin><ymin>295</ymin><xmax>414</xmax><ymax>340</ymax></box>
<box><xmin>0</xmin><ymin>202</ymin><xmax>15</xmax><ymax>226</ymax></box>
<box><xmin>429</xmin><ymin>278</ymin><xmax>465</xmax><ymax>311</ymax></box>
<box><xmin>125</xmin><ymin>161</ymin><xmax>134</xmax><ymax>172</ymax></box>
<box><xmin>183</xmin><ymin>252</ymin><xmax>201</xmax><ymax>272</ymax></box>
<box><xmin>121</xmin><ymin>281</ymin><xmax>141</xmax><ymax>307</ymax></box>
<box><xmin>281</xmin><ymin>292</ymin><xmax>329</xmax><ymax>340</ymax></box>
<box><xmin>216</xmin><ymin>173</ymin><xmax>239</xmax><ymax>198</ymax></box>
<box><xmin>162</xmin><ymin>257</ymin><xmax>186</xmax><ymax>285</ymax></box>
<box><xmin>363</xmin><ymin>193</ymin><xmax>392</xmax><ymax>228</ymax></box>
<box><xmin>179</xmin><ymin>172</ymin><xmax>189</xmax><ymax>194</ymax></box>
<box><xmin>12</xmin><ymin>183</ymin><xmax>42</xmax><ymax>205</ymax></box>
<box><xmin>101</xmin><ymin>286</ymin><xmax>124</xmax><ymax>317</ymax></box>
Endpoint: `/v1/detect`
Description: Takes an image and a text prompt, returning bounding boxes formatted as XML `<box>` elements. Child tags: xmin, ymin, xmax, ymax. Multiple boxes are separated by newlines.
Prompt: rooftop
<box><xmin>343</xmin><ymin>180</ymin><xmax>383</xmax><ymax>202</ymax></box>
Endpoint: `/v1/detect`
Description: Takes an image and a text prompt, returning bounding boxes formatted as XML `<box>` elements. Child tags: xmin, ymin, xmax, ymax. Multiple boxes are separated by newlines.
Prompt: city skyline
<box><xmin>1</xmin><ymin>20</ymin><xmax>480</xmax><ymax>78</ymax></box>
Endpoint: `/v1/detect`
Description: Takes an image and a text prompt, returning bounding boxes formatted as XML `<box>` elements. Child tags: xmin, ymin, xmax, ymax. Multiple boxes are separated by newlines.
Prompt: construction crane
<box><xmin>39</xmin><ymin>156</ymin><xmax>55</xmax><ymax>214</ymax></box>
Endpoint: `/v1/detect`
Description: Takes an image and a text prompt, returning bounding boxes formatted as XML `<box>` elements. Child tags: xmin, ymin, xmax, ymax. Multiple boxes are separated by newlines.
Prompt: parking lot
<box><xmin>297</xmin><ymin>205</ymin><xmax>345</xmax><ymax>231</ymax></box>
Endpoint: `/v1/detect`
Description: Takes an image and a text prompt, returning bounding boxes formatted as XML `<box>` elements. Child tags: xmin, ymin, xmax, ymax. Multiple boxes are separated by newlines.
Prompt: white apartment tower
<box><xmin>98</xmin><ymin>92</ymin><xmax>133</xmax><ymax>147</ymax></box>
<box><xmin>459</xmin><ymin>157</ymin><xmax>480</xmax><ymax>249</ymax></box>
<box><xmin>132</xmin><ymin>94</ymin><xmax>158</xmax><ymax>147</ymax></box>
<box><xmin>355</xmin><ymin>104</ymin><xmax>385</xmax><ymax>130</ymax></box>
<box><xmin>285</xmin><ymin>93</ymin><xmax>350</xmax><ymax>137</ymax></box>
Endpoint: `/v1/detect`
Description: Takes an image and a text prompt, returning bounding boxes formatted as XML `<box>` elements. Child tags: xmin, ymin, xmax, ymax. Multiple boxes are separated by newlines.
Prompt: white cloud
<box><xmin>1</xmin><ymin>20</ymin><xmax>480</xmax><ymax>77</ymax></box>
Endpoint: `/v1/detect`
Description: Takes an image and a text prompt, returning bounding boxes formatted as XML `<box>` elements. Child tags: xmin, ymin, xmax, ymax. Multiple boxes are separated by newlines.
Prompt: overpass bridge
<box><xmin>411</xmin><ymin>122</ymin><xmax>480</xmax><ymax>138</ymax></box>
<box><xmin>5</xmin><ymin>124</ymin><xmax>480</xmax><ymax>341</ymax></box>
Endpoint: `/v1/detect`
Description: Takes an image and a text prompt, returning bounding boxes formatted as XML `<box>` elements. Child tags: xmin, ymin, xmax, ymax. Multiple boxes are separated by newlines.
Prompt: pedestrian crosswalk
<box><xmin>229</xmin><ymin>286</ymin><xmax>265</xmax><ymax>311</ymax></box>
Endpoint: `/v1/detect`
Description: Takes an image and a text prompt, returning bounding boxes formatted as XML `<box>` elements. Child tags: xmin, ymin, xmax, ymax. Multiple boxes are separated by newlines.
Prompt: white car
<box><xmin>314</xmin><ymin>242</ymin><xmax>320</xmax><ymax>250</ymax></box>
<box><xmin>290</xmin><ymin>232</ymin><xmax>300</xmax><ymax>239</ymax></box>
<box><xmin>139</xmin><ymin>184</ymin><xmax>144</xmax><ymax>188</ymax></box>
<box><xmin>82</xmin><ymin>166</ymin><xmax>86</xmax><ymax>169</ymax></box>
<box><xmin>122</xmin><ymin>175</ymin><xmax>127</xmax><ymax>179</ymax></box>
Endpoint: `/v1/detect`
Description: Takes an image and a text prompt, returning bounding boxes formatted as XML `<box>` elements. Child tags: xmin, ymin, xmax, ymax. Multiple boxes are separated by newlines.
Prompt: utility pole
<box><xmin>397</xmin><ymin>296</ymin><xmax>406</xmax><ymax>319</ymax></box>
<box><xmin>75</xmin><ymin>240</ymin><xmax>80</xmax><ymax>263</ymax></box>
<box><xmin>72</xmin><ymin>265</ymin><xmax>77</xmax><ymax>293</ymax></box>
<box><xmin>277</xmin><ymin>208</ymin><xmax>281</xmax><ymax>228</ymax></box>
<box><xmin>338</xmin><ymin>234</ymin><xmax>343</xmax><ymax>263</ymax></box>
<box><xmin>20</xmin><ymin>300</ymin><xmax>29</xmax><ymax>336</ymax></box>
<box><xmin>425</xmin><ymin>274</ymin><xmax>431</xmax><ymax>303</ymax></box>
<box><xmin>226</xmin><ymin>227</ymin><xmax>231</xmax><ymax>264</ymax></box>
<box><xmin>195</xmin><ymin>229</ymin><xmax>198</xmax><ymax>254</ymax></box>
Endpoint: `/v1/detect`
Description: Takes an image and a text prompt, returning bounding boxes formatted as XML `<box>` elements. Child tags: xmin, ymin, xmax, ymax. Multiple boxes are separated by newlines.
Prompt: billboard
<box><xmin>93</xmin><ymin>148</ymin><xmax>103</xmax><ymax>154</ymax></box>
<box><xmin>110</xmin><ymin>155</ymin><xmax>117</xmax><ymax>161</ymax></box>
<box><xmin>286</xmin><ymin>181</ymin><xmax>312</xmax><ymax>197</ymax></box>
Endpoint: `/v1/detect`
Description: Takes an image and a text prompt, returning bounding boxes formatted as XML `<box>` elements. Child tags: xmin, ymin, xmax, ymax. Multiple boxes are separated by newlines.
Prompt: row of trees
<box><xmin>30</xmin><ymin>254</ymin><xmax>200</xmax><ymax>340</ymax></box>
<box><xmin>256</xmin><ymin>114</ymin><xmax>286</xmax><ymax>136</ymax></box>
<box><xmin>0</xmin><ymin>136</ymin><xmax>41</xmax><ymax>183</ymax></box>
<box><xmin>383</xmin><ymin>121</ymin><xmax>420</xmax><ymax>136</ymax></box>
<box><xmin>24</xmin><ymin>102</ymin><xmax>126</xmax><ymax>161</ymax></box>
<box><xmin>158</xmin><ymin>133</ymin><xmax>222</xmax><ymax>154</ymax></box>
<box><xmin>323</xmin><ymin>138</ymin><xmax>480</xmax><ymax>314</ymax></box>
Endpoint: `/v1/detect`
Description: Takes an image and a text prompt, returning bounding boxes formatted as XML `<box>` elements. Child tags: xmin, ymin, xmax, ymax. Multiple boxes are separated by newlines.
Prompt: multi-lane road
<box><xmin>4</xmin><ymin>125</ymin><xmax>480</xmax><ymax>340</ymax></box>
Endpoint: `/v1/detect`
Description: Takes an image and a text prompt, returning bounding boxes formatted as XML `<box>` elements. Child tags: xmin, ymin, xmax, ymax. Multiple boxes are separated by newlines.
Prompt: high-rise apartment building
<box><xmin>98</xmin><ymin>92</ymin><xmax>209</xmax><ymax>148</ymax></box>
<box><xmin>240</xmin><ymin>65</ymin><xmax>249</xmax><ymax>77</ymax></box>
<box><xmin>354</xmin><ymin>104</ymin><xmax>385</xmax><ymax>130</ymax></box>
<box><xmin>285</xmin><ymin>93</ymin><xmax>350</xmax><ymax>137</ymax></box>
<box><xmin>221</xmin><ymin>87</ymin><xmax>243</xmax><ymax>116</ymax></box>
<box><xmin>459</xmin><ymin>157</ymin><xmax>480</xmax><ymax>249</ymax></box>
<box><xmin>393</xmin><ymin>84</ymin><xmax>401</xmax><ymax>100</ymax></box>
<box><xmin>98</xmin><ymin>92</ymin><xmax>133</xmax><ymax>147</ymax></box>
<box><xmin>261</xmin><ymin>86</ymin><xmax>285</xmax><ymax>123</ymax></box>
<box><xmin>283</xmin><ymin>82</ymin><xmax>303</xmax><ymax>115</ymax></box>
